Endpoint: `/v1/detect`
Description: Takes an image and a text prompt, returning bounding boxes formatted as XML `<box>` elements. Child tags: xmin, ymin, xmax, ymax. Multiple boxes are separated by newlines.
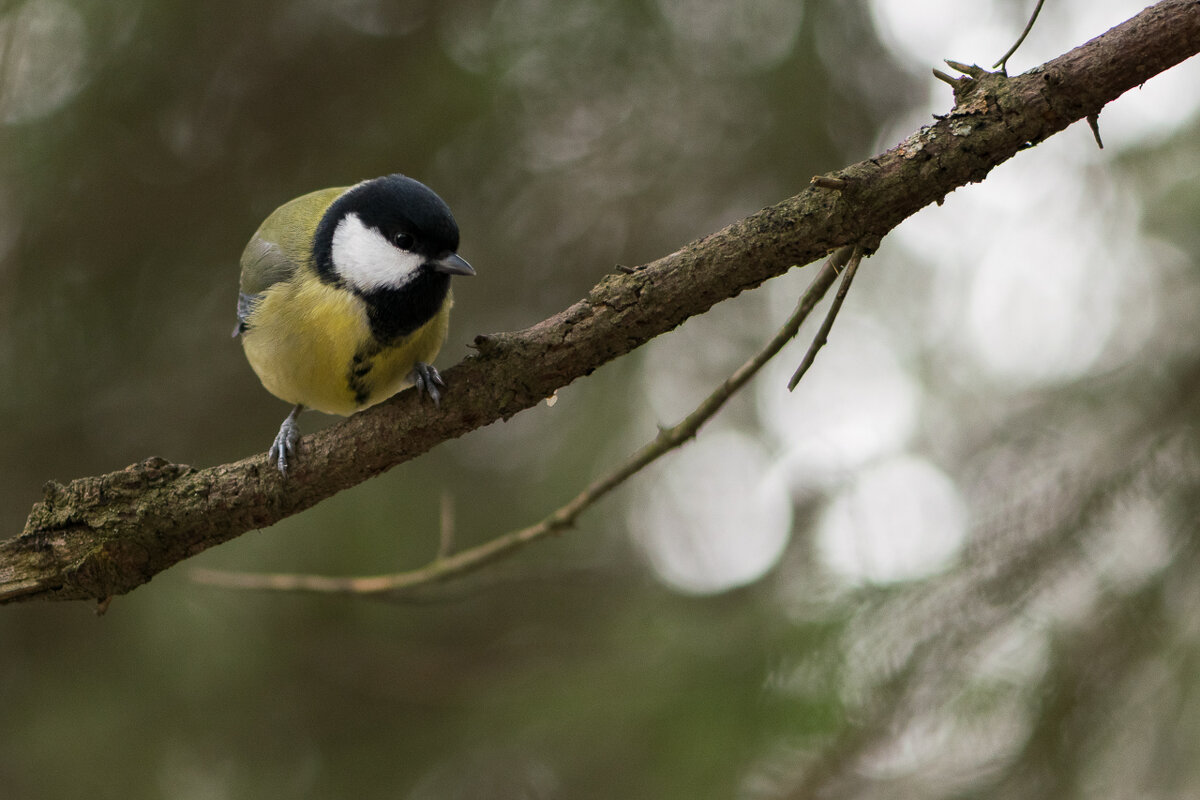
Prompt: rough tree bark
<box><xmin>2</xmin><ymin>0</ymin><xmax>1198</xmax><ymax>604</ymax></box>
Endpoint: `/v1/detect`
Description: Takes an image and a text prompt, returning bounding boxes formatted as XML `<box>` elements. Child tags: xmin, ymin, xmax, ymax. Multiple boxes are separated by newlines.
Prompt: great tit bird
<box><xmin>235</xmin><ymin>174</ymin><xmax>474</xmax><ymax>476</ymax></box>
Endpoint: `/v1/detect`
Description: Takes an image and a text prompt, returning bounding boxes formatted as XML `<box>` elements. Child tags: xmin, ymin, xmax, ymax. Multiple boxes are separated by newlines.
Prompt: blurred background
<box><xmin>2</xmin><ymin>0</ymin><xmax>1199</xmax><ymax>797</ymax></box>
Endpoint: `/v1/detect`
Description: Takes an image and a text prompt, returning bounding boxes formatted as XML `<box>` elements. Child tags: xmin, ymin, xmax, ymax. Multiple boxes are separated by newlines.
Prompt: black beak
<box><xmin>433</xmin><ymin>252</ymin><xmax>475</xmax><ymax>276</ymax></box>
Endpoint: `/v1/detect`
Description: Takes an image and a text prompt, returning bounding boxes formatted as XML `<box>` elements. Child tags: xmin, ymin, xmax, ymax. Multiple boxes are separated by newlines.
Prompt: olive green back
<box><xmin>238</xmin><ymin>186</ymin><xmax>347</xmax><ymax>296</ymax></box>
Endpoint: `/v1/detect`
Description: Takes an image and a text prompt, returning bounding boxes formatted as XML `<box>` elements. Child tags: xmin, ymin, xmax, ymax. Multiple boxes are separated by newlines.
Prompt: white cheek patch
<box><xmin>330</xmin><ymin>212</ymin><xmax>424</xmax><ymax>292</ymax></box>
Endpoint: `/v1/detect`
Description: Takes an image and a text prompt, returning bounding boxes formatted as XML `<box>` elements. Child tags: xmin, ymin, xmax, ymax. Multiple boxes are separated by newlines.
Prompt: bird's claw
<box><xmin>411</xmin><ymin>362</ymin><xmax>445</xmax><ymax>406</ymax></box>
<box><xmin>268</xmin><ymin>406</ymin><xmax>303</xmax><ymax>477</ymax></box>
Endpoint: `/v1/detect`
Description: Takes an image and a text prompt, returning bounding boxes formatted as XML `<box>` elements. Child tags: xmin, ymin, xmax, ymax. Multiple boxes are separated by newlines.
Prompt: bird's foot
<box><xmin>268</xmin><ymin>405</ymin><xmax>303</xmax><ymax>477</ymax></box>
<box><xmin>410</xmin><ymin>362</ymin><xmax>445</xmax><ymax>406</ymax></box>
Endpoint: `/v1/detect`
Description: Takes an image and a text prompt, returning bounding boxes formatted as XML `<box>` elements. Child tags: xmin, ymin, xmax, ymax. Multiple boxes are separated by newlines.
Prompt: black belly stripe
<box><xmin>347</xmin><ymin>351</ymin><xmax>376</xmax><ymax>406</ymax></box>
<box><xmin>345</xmin><ymin>268</ymin><xmax>450</xmax><ymax>406</ymax></box>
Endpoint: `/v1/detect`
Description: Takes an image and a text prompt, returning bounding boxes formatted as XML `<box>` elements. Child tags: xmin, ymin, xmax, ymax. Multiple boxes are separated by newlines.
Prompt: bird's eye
<box><xmin>392</xmin><ymin>232</ymin><xmax>415</xmax><ymax>250</ymax></box>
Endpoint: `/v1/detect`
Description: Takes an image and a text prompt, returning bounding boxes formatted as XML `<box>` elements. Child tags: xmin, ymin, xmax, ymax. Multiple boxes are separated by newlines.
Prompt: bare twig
<box><xmin>932</xmin><ymin>67</ymin><xmax>961</xmax><ymax>88</ymax></box>
<box><xmin>1087</xmin><ymin>112</ymin><xmax>1105</xmax><ymax>149</ymax></box>
<box><xmin>191</xmin><ymin>249</ymin><xmax>853</xmax><ymax>596</ymax></box>
<box><xmin>994</xmin><ymin>0</ymin><xmax>1047</xmax><ymax>72</ymax></box>
<box><xmin>944</xmin><ymin>59</ymin><xmax>988</xmax><ymax>79</ymax></box>
<box><xmin>787</xmin><ymin>245</ymin><xmax>864</xmax><ymax>391</ymax></box>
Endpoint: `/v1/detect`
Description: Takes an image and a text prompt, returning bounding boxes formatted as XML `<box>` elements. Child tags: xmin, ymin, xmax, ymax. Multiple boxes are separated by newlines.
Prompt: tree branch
<box><xmin>191</xmin><ymin>247</ymin><xmax>863</xmax><ymax>596</ymax></box>
<box><xmin>3</xmin><ymin>0</ymin><xmax>1198</xmax><ymax>605</ymax></box>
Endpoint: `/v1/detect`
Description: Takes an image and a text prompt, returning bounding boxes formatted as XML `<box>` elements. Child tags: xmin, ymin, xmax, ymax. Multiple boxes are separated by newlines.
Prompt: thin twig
<box><xmin>787</xmin><ymin>245</ymin><xmax>864</xmax><ymax>391</ymax></box>
<box><xmin>192</xmin><ymin>248</ymin><xmax>854</xmax><ymax>597</ymax></box>
<box><xmin>932</xmin><ymin>68</ymin><xmax>961</xmax><ymax>88</ymax></box>
<box><xmin>993</xmin><ymin>0</ymin><xmax>1047</xmax><ymax>72</ymax></box>
<box><xmin>1086</xmin><ymin>112</ymin><xmax>1104</xmax><ymax>149</ymax></box>
<box><xmin>944</xmin><ymin>60</ymin><xmax>987</xmax><ymax>79</ymax></box>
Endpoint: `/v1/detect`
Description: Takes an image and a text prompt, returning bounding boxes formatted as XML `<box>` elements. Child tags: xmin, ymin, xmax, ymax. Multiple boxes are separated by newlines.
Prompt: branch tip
<box><xmin>788</xmin><ymin>245</ymin><xmax>866</xmax><ymax>391</ymax></box>
<box><xmin>944</xmin><ymin>59</ymin><xmax>987</xmax><ymax>78</ymax></box>
<box><xmin>1087</xmin><ymin>112</ymin><xmax>1104</xmax><ymax>149</ymax></box>
<box><xmin>932</xmin><ymin>68</ymin><xmax>960</xmax><ymax>88</ymax></box>
<box><xmin>811</xmin><ymin>175</ymin><xmax>850</xmax><ymax>191</ymax></box>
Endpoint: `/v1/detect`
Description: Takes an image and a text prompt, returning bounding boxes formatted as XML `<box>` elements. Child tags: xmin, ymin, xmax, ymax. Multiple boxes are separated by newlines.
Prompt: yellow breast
<box><xmin>241</xmin><ymin>279</ymin><xmax>453</xmax><ymax>416</ymax></box>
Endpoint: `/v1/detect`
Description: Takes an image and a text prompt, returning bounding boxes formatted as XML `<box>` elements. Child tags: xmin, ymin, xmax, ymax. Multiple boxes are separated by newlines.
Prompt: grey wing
<box><xmin>234</xmin><ymin>236</ymin><xmax>298</xmax><ymax>337</ymax></box>
<box><xmin>233</xmin><ymin>291</ymin><xmax>261</xmax><ymax>337</ymax></box>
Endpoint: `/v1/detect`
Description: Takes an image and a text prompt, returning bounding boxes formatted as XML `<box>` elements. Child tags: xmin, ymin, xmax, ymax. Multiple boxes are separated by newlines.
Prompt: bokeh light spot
<box><xmin>655</xmin><ymin>0</ymin><xmax>804</xmax><ymax>74</ymax></box>
<box><xmin>817</xmin><ymin>455</ymin><xmax>967</xmax><ymax>585</ymax></box>
<box><xmin>759</xmin><ymin>316</ymin><xmax>921</xmax><ymax>485</ymax></box>
<box><xmin>629</xmin><ymin>429</ymin><xmax>792</xmax><ymax>595</ymax></box>
<box><xmin>0</xmin><ymin>0</ymin><xmax>88</xmax><ymax>125</ymax></box>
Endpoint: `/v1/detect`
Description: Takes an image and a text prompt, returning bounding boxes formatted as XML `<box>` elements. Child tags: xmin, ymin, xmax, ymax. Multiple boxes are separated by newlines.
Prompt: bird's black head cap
<box><xmin>313</xmin><ymin>174</ymin><xmax>461</xmax><ymax>281</ymax></box>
